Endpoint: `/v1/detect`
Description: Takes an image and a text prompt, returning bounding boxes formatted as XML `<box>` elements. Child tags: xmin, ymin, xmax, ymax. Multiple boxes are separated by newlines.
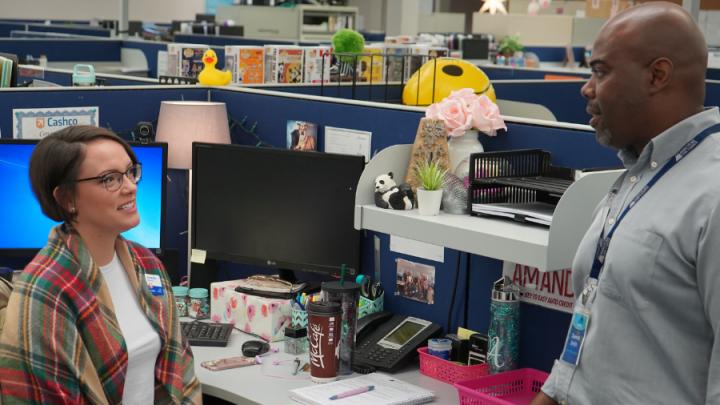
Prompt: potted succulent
<box><xmin>498</xmin><ymin>35</ymin><xmax>524</xmax><ymax>57</ymax></box>
<box><xmin>415</xmin><ymin>159</ymin><xmax>447</xmax><ymax>216</ymax></box>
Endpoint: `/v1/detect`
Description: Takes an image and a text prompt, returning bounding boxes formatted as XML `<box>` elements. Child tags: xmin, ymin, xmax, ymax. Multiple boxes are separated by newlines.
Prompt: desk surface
<box><xmin>190</xmin><ymin>327</ymin><xmax>459</xmax><ymax>404</ymax></box>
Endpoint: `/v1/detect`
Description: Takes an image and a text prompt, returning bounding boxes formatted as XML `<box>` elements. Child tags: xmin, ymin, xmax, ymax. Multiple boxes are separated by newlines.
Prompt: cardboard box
<box><xmin>166</xmin><ymin>43</ymin><xmax>210</xmax><ymax>78</ymax></box>
<box><xmin>303</xmin><ymin>46</ymin><xmax>332</xmax><ymax>84</ymax></box>
<box><xmin>585</xmin><ymin>0</ymin><xmax>634</xmax><ymax>19</ymax></box>
<box><xmin>264</xmin><ymin>45</ymin><xmax>303</xmax><ymax>84</ymax></box>
<box><xmin>210</xmin><ymin>280</ymin><xmax>292</xmax><ymax>342</ymax></box>
<box><xmin>225</xmin><ymin>46</ymin><xmax>264</xmax><ymax>84</ymax></box>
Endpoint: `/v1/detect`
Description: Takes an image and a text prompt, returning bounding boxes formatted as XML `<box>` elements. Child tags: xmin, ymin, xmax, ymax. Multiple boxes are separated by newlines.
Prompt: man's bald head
<box><xmin>600</xmin><ymin>2</ymin><xmax>707</xmax><ymax>103</ymax></box>
<box><xmin>581</xmin><ymin>1</ymin><xmax>708</xmax><ymax>153</ymax></box>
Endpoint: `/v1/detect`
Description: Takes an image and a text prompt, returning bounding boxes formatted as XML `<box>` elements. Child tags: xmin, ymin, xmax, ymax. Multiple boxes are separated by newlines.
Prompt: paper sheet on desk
<box><xmin>324</xmin><ymin>126</ymin><xmax>371</xmax><ymax>162</ymax></box>
<box><xmin>289</xmin><ymin>372</ymin><xmax>434</xmax><ymax>405</ymax></box>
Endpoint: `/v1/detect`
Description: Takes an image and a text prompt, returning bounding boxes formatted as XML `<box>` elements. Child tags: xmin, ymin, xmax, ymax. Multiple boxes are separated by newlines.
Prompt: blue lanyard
<box><xmin>590</xmin><ymin>123</ymin><xmax>720</xmax><ymax>279</ymax></box>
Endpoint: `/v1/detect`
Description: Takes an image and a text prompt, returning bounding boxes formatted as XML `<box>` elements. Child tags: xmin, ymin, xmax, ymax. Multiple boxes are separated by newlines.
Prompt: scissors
<box><xmin>356</xmin><ymin>275</ymin><xmax>383</xmax><ymax>300</ymax></box>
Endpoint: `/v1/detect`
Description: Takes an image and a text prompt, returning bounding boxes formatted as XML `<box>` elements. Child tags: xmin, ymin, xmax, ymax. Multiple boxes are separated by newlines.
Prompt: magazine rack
<box><xmin>354</xmin><ymin>144</ymin><xmax>623</xmax><ymax>271</ymax></box>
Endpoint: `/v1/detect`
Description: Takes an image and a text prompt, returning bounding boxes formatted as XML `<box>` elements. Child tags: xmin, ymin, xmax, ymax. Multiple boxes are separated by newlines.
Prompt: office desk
<box><xmin>190</xmin><ymin>328</ymin><xmax>459</xmax><ymax>404</ymax></box>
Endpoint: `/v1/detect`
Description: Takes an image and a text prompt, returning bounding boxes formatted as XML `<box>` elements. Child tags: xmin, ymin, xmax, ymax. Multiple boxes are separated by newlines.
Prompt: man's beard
<box><xmin>595</xmin><ymin>127</ymin><xmax>613</xmax><ymax>148</ymax></box>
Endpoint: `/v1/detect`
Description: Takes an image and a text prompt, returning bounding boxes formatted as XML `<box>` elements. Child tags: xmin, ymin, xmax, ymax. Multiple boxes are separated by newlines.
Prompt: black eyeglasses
<box><xmin>75</xmin><ymin>164</ymin><xmax>142</xmax><ymax>192</ymax></box>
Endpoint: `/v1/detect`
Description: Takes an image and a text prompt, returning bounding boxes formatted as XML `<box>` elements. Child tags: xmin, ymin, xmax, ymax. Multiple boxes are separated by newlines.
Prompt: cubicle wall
<box><xmin>0</xmin><ymin>38</ymin><xmax>121</xmax><ymax>62</ymax></box>
<box><xmin>0</xmin><ymin>85</ymin><xmax>624</xmax><ymax>372</ymax></box>
<box><xmin>0</xmin><ymin>22</ymin><xmax>111</xmax><ymax>38</ymax></box>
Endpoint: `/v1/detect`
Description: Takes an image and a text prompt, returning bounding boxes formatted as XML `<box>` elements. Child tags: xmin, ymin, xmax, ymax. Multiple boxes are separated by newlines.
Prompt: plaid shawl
<box><xmin>0</xmin><ymin>225</ymin><xmax>201</xmax><ymax>404</ymax></box>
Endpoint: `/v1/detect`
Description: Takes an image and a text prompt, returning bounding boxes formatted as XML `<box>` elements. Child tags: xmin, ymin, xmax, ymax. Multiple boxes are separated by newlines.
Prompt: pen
<box><xmin>329</xmin><ymin>385</ymin><xmax>375</xmax><ymax>400</ymax></box>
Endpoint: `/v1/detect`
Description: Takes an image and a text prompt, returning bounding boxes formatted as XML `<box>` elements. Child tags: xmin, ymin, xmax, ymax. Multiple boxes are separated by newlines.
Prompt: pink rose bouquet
<box><xmin>425</xmin><ymin>88</ymin><xmax>507</xmax><ymax>138</ymax></box>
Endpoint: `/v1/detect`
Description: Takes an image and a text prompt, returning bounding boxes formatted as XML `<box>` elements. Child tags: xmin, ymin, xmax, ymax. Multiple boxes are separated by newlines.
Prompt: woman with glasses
<box><xmin>0</xmin><ymin>126</ymin><xmax>201</xmax><ymax>404</ymax></box>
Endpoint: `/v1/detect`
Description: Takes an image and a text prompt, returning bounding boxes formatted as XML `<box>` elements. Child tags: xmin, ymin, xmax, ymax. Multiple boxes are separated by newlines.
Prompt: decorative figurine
<box><xmin>374</xmin><ymin>172</ymin><xmax>414</xmax><ymax>210</ymax></box>
<box><xmin>198</xmin><ymin>49</ymin><xmax>232</xmax><ymax>86</ymax></box>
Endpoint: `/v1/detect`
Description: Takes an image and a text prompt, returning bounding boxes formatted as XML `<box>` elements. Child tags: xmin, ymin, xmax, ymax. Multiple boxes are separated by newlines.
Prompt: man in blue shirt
<box><xmin>533</xmin><ymin>2</ymin><xmax>720</xmax><ymax>404</ymax></box>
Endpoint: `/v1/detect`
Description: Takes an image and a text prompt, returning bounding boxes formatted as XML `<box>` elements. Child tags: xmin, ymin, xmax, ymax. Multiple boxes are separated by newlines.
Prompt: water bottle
<box><xmin>487</xmin><ymin>276</ymin><xmax>520</xmax><ymax>374</ymax></box>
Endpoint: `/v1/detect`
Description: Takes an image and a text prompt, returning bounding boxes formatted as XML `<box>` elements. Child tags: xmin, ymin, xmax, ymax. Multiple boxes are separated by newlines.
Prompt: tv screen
<box><xmin>0</xmin><ymin>140</ymin><xmax>166</xmax><ymax>252</ymax></box>
<box><xmin>191</xmin><ymin>143</ymin><xmax>364</xmax><ymax>276</ymax></box>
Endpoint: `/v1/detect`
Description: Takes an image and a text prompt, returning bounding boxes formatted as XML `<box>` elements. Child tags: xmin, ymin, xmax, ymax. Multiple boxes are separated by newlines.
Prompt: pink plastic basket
<box><xmin>454</xmin><ymin>368</ymin><xmax>549</xmax><ymax>405</ymax></box>
<box><xmin>417</xmin><ymin>347</ymin><xmax>489</xmax><ymax>384</ymax></box>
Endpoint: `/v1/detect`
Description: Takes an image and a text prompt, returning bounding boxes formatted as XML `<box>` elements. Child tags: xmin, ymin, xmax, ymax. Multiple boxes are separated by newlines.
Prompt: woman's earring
<box><xmin>69</xmin><ymin>206</ymin><xmax>76</xmax><ymax>213</ymax></box>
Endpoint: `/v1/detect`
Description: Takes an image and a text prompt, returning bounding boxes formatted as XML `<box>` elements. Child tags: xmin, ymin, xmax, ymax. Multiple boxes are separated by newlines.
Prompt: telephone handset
<box><xmin>354</xmin><ymin>312</ymin><xmax>441</xmax><ymax>373</ymax></box>
<box><xmin>356</xmin><ymin>310</ymin><xmax>393</xmax><ymax>343</ymax></box>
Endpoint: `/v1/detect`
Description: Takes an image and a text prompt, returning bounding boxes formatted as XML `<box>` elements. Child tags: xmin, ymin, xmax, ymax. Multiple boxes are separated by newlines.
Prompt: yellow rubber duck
<box><xmin>198</xmin><ymin>49</ymin><xmax>232</xmax><ymax>86</ymax></box>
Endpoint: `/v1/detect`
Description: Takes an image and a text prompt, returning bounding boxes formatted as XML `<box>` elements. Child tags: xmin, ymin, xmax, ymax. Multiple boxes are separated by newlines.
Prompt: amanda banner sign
<box><xmin>502</xmin><ymin>262</ymin><xmax>575</xmax><ymax>313</ymax></box>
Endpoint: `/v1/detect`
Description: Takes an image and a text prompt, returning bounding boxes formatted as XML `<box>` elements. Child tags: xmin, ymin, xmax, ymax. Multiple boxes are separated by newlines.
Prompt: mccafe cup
<box><xmin>306</xmin><ymin>301</ymin><xmax>342</xmax><ymax>383</ymax></box>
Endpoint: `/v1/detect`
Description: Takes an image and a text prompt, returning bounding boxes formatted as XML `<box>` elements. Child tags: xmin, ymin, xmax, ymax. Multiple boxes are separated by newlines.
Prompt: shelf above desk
<box><xmin>355</xmin><ymin>144</ymin><xmax>622</xmax><ymax>271</ymax></box>
<box><xmin>357</xmin><ymin>204</ymin><xmax>550</xmax><ymax>267</ymax></box>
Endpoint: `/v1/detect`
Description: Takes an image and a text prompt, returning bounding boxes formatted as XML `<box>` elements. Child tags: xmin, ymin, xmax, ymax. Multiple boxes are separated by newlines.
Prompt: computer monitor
<box><xmin>0</xmin><ymin>139</ymin><xmax>167</xmax><ymax>254</ymax></box>
<box><xmin>127</xmin><ymin>20</ymin><xmax>144</xmax><ymax>37</ymax></box>
<box><xmin>191</xmin><ymin>143</ymin><xmax>364</xmax><ymax>278</ymax></box>
<box><xmin>195</xmin><ymin>14</ymin><xmax>216</xmax><ymax>23</ymax></box>
<box><xmin>218</xmin><ymin>25</ymin><xmax>244</xmax><ymax>37</ymax></box>
<box><xmin>461</xmin><ymin>37</ymin><xmax>490</xmax><ymax>60</ymax></box>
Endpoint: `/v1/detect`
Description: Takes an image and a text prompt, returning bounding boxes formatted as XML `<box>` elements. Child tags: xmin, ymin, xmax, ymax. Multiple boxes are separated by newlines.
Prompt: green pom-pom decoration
<box><xmin>332</xmin><ymin>29</ymin><xmax>365</xmax><ymax>64</ymax></box>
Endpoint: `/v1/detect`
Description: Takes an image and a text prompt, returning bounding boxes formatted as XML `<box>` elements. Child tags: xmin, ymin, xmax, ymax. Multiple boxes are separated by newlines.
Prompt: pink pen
<box><xmin>329</xmin><ymin>385</ymin><xmax>375</xmax><ymax>400</ymax></box>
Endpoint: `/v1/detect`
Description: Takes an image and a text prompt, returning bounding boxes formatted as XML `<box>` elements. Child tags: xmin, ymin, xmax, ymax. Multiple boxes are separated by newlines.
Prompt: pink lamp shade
<box><xmin>155</xmin><ymin>101</ymin><xmax>231</xmax><ymax>169</ymax></box>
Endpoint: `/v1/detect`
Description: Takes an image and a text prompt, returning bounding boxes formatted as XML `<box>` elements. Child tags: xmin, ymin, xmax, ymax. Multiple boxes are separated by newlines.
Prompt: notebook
<box><xmin>289</xmin><ymin>372</ymin><xmax>435</xmax><ymax>405</ymax></box>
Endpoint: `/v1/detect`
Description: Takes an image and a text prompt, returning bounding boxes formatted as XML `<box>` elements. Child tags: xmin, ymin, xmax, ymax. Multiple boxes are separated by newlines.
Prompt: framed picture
<box><xmin>286</xmin><ymin>120</ymin><xmax>318</xmax><ymax>151</ymax></box>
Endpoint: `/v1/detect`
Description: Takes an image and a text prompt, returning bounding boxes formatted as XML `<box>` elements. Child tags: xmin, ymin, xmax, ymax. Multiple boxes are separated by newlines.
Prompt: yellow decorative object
<box><xmin>402</xmin><ymin>58</ymin><xmax>496</xmax><ymax>106</ymax></box>
<box><xmin>198</xmin><ymin>49</ymin><xmax>232</xmax><ymax>86</ymax></box>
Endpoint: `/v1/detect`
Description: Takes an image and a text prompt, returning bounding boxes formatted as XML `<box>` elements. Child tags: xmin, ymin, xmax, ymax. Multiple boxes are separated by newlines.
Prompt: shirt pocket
<box><xmin>599</xmin><ymin>230</ymin><xmax>663</xmax><ymax>309</ymax></box>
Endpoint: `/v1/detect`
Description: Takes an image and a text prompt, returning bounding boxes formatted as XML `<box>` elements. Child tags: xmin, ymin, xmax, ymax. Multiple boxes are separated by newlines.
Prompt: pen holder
<box><xmin>291</xmin><ymin>307</ymin><xmax>308</xmax><ymax>328</ymax></box>
<box><xmin>358</xmin><ymin>291</ymin><xmax>384</xmax><ymax>318</ymax></box>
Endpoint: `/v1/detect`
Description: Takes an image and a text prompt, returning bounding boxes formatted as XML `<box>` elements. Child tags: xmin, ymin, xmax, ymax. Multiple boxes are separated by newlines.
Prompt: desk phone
<box><xmin>355</xmin><ymin>312</ymin><xmax>442</xmax><ymax>373</ymax></box>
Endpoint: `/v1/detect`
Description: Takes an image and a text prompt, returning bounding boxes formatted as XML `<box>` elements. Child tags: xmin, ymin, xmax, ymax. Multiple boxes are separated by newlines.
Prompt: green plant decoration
<box><xmin>415</xmin><ymin>160</ymin><xmax>447</xmax><ymax>191</ymax></box>
<box><xmin>498</xmin><ymin>35</ymin><xmax>524</xmax><ymax>57</ymax></box>
<box><xmin>331</xmin><ymin>29</ymin><xmax>365</xmax><ymax>64</ymax></box>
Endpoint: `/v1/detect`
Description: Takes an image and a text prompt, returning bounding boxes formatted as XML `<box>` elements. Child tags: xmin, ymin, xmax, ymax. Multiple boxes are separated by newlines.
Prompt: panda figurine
<box><xmin>374</xmin><ymin>172</ymin><xmax>414</xmax><ymax>210</ymax></box>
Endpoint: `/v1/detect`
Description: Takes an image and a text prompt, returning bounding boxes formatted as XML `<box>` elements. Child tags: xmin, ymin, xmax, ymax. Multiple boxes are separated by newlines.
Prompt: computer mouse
<box><xmin>242</xmin><ymin>340</ymin><xmax>270</xmax><ymax>357</ymax></box>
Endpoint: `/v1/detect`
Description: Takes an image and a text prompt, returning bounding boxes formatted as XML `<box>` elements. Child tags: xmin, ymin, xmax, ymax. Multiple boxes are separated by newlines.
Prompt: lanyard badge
<box><xmin>145</xmin><ymin>273</ymin><xmax>164</xmax><ymax>296</ymax></box>
<box><xmin>560</xmin><ymin>279</ymin><xmax>597</xmax><ymax>367</ymax></box>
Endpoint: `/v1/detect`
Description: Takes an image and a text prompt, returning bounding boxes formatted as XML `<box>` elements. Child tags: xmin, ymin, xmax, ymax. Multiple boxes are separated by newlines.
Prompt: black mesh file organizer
<box><xmin>468</xmin><ymin>149</ymin><xmax>574</xmax><ymax>226</ymax></box>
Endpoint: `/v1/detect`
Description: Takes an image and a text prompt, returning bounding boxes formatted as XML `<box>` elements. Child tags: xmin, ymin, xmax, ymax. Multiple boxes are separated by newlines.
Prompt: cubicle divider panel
<box><xmin>174</xmin><ymin>34</ymin><xmax>319</xmax><ymax>48</ymax></box>
<box><xmin>481</xmin><ymin>65</ymin><xmax>590</xmax><ymax>81</ymax></box>
<box><xmin>210</xmin><ymin>88</ymin><xmax>425</xmax><ymax>152</ymax></box>
<box><xmin>243</xmin><ymin>83</ymin><xmax>405</xmax><ymax>104</ymax></box>
<box><xmin>18</xmin><ymin>69</ymin><xmax>157</xmax><ymax>86</ymax></box>
<box><xmin>0</xmin><ymin>87</ymin><xmax>208</xmax><ymax>139</ymax></box>
<box><xmin>0</xmin><ymin>39</ymin><xmax>121</xmax><ymax>62</ymax></box>
<box><xmin>706</xmin><ymin>80</ymin><xmax>720</xmax><ymax>107</ymax></box>
<box><xmin>524</xmin><ymin>46</ymin><xmax>586</xmax><ymax>63</ymax></box>
<box><xmin>492</xmin><ymin>80</ymin><xmax>588</xmax><ymax>124</ymax></box>
<box><xmin>122</xmin><ymin>40</ymin><xmax>168</xmax><ymax>78</ymax></box>
<box><xmin>23</xmin><ymin>24</ymin><xmax>111</xmax><ymax>37</ymax></box>
<box><xmin>708</xmin><ymin>68</ymin><xmax>720</xmax><ymax>81</ymax></box>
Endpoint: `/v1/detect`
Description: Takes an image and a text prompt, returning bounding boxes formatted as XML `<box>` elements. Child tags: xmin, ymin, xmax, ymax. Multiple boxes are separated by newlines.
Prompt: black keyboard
<box><xmin>181</xmin><ymin>322</ymin><xmax>233</xmax><ymax>347</ymax></box>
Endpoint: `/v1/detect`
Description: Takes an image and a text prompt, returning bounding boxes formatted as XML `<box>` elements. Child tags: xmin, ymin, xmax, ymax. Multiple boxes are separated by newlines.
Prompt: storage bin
<box><xmin>417</xmin><ymin>346</ymin><xmax>489</xmax><ymax>384</ymax></box>
<box><xmin>453</xmin><ymin>368</ymin><xmax>549</xmax><ymax>405</ymax></box>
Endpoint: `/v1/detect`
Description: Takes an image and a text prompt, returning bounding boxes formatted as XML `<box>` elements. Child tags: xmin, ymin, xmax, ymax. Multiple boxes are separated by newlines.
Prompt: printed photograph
<box><xmin>395</xmin><ymin>258</ymin><xmax>435</xmax><ymax>305</ymax></box>
<box><xmin>286</xmin><ymin>120</ymin><xmax>318</xmax><ymax>151</ymax></box>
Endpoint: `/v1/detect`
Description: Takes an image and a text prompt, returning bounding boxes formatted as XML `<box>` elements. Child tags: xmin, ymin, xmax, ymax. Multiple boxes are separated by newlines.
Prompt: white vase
<box><xmin>448</xmin><ymin>129</ymin><xmax>484</xmax><ymax>188</ymax></box>
<box><xmin>417</xmin><ymin>189</ymin><xmax>443</xmax><ymax>216</ymax></box>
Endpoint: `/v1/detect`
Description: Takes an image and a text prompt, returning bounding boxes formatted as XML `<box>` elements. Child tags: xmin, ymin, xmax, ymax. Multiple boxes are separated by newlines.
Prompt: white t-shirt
<box><xmin>100</xmin><ymin>254</ymin><xmax>161</xmax><ymax>405</ymax></box>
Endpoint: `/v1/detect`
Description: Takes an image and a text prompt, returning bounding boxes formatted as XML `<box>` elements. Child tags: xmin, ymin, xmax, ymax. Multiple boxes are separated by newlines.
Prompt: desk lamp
<box><xmin>155</xmin><ymin>100</ymin><xmax>231</xmax><ymax>285</ymax></box>
<box><xmin>155</xmin><ymin>100</ymin><xmax>231</xmax><ymax>169</ymax></box>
